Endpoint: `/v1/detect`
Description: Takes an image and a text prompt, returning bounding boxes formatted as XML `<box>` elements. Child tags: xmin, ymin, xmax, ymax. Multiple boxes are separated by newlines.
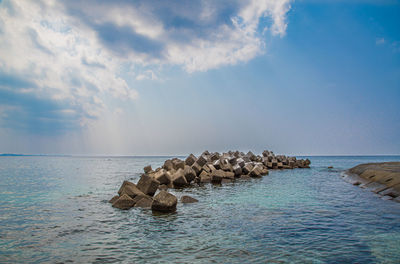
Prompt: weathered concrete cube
<box><xmin>277</xmin><ymin>162</ymin><xmax>283</xmax><ymax>169</ymax></box>
<box><xmin>154</xmin><ymin>169</ymin><xmax>171</xmax><ymax>185</ymax></box>
<box><xmin>236</xmin><ymin>158</ymin><xmax>245</xmax><ymax>168</ymax></box>
<box><xmin>223</xmin><ymin>171</ymin><xmax>235</xmax><ymax>179</ymax></box>
<box><xmin>172</xmin><ymin>168</ymin><xmax>188</xmax><ymax>187</ymax></box>
<box><xmin>112</xmin><ymin>194</ymin><xmax>135</xmax><ymax>210</ymax></box>
<box><xmin>242</xmin><ymin>162</ymin><xmax>254</xmax><ymax>174</ymax></box>
<box><xmin>199</xmin><ymin>170</ymin><xmax>211</xmax><ymax>183</ymax></box>
<box><xmin>210</xmin><ymin>152</ymin><xmax>220</xmax><ymax>162</ymax></box>
<box><xmin>196</xmin><ymin>155</ymin><xmax>208</xmax><ymax>167</ymax></box>
<box><xmin>191</xmin><ymin>162</ymin><xmax>202</xmax><ymax>176</ymax></box>
<box><xmin>250</xmin><ymin>164</ymin><xmax>263</xmax><ymax>177</ymax></box>
<box><xmin>233</xmin><ymin>164</ymin><xmax>242</xmax><ymax>176</ymax></box>
<box><xmin>120</xmin><ymin>183</ymin><xmax>145</xmax><ymax>198</ymax></box>
<box><xmin>163</xmin><ymin>159</ymin><xmax>174</xmax><ymax>171</ymax></box>
<box><xmin>144</xmin><ymin>165</ymin><xmax>152</xmax><ymax>173</ymax></box>
<box><xmin>185</xmin><ymin>154</ymin><xmax>197</xmax><ymax>166</ymax></box>
<box><xmin>151</xmin><ymin>191</ymin><xmax>177</xmax><ymax>213</ymax></box>
<box><xmin>213</xmin><ymin>159</ymin><xmax>221</xmax><ymax>170</ymax></box>
<box><xmin>183</xmin><ymin>166</ymin><xmax>196</xmax><ymax>183</ymax></box>
<box><xmin>134</xmin><ymin>196</ymin><xmax>153</xmax><ymax>208</ymax></box>
<box><xmin>137</xmin><ymin>174</ymin><xmax>160</xmax><ymax>196</ymax></box>
<box><xmin>172</xmin><ymin>159</ymin><xmax>185</xmax><ymax>170</ymax></box>
<box><xmin>228</xmin><ymin>156</ymin><xmax>237</xmax><ymax>165</ymax></box>
<box><xmin>211</xmin><ymin>170</ymin><xmax>224</xmax><ymax>183</ymax></box>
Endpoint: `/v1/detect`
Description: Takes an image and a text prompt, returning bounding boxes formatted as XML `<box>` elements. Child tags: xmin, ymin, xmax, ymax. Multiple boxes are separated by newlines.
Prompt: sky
<box><xmin>0</xmin><ymin>0</ymin><xmax>399</xmax><ymax>156</ymax></box>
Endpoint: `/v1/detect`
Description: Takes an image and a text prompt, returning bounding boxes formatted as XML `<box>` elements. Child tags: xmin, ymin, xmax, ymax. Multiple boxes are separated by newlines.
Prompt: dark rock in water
<box><xmin>191</xmin><ymin>162</ymin><xmax>202</xmax><ymax>176</ymax></box>
<box><xmin>137</xmin><ymin>174</ymin><xmax>160</xmax><ymax>196</ymax></box>
<box><xmin>120</xmin><ymin>183</ymin><xmax>145</xmax><ymax>198</ymax></box>
<box><xmin>118</xmin><ymin>180</ymin><xmax>135</xmax><ymax>195</ymax></box>
<box><xmin>172</xmin><ymin>168</ymin><xmax>188</xmax><ymax>187</ymax></box>
<box><xmin>221</xmin><ymin>178</ymin><xmax>233</xmax><ymax>183</ymax></box>
<box><xmin>154</xmin><ymin>169</ymin><xmax>171</xmax><ymax>185</ymax></box>
<box><xmin>233</xmin><ymin>164</ymin><xmax>242</xmax><ymax>176</ymax></box>
<box><xmin>185</xmin><ymin>154</ymin><xmax>197</xmax><ymax>166</ymax></box>
<box><xmin>134</xmin><ymin>196</ymin><xmax>153</xmax><ymax>208</ymax></box>
<box><xmin>242</xmin><ymin>162</ymin><xmax>253</xmax><ymax>175</ymax></box>
<box><xmin>109</xmin><ymin>195</ymin><xmax>119</xmax><ymax>204</ymax></box>
<box><xmin>199</xmin><ymin>171</ymin><xmax>211</xmax><ymax>183</ymax></box>
<box><xmin>328</xmin><ymin>166</ymin><xmax>333</xmax><ymax>169</ymax></box>
<box><xmin>181</xmin><ymin>195</ymin><xmax>198</xmax><ymax>203</ymax></box>
<box><xmin>112</xmin><ymin>194</ymin><xmax>135</xmax><ymax>210</ymax></box>
<box><xmin>183</xmin><ymin>166</ymin><xmax>196</xmax><ymax>183</ymax></box>
<box><xmin>132</xmin><ymin>194</ymin><xmax>150</xmax><ymax>205</ymax></box>
<box><xmin>152</xmin><ymin>191</ymin><xmax>177</xmax><ymax>213</ymax></box>
<box><xmin>144</xmin><ymin>165</ymin><xmax>152</xmax><ymax>173</ymax></box>
<box><xmin>211</xmin><ymin>170</ymin><xmax>224</xmax><ymax>183</ymax></box>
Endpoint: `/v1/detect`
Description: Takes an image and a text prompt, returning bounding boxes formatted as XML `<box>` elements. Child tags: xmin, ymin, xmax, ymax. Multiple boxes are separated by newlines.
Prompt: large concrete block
<box><xmin>196</xmin><ymin>155</ymin><xmax>208</xmax><ymax>167</ymax></box>
<box><xmin>185</xmin><ymin>154</ymin><xmax>197</xmax><ymax>166</ymax></box>
<box><xmin>183</xmin><ymin>166</ymin><xmax>196</xmax><ymax>183</ymax></box>
<box><xmin>137</xmin><ymin>174</ymin><xmax>160</xmax><ymax>196</ymax></box>
<box><xmin>172</xmin><ymin>168</ymin><xmax>188</xmax><ymax>187</ymax></box>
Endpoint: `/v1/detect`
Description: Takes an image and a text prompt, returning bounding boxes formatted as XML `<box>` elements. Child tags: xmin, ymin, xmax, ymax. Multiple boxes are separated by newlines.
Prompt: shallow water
<box><xmin>1</xmin><ymin>155</ymin><xmax>400</xmax><ymax>263</ymax></box>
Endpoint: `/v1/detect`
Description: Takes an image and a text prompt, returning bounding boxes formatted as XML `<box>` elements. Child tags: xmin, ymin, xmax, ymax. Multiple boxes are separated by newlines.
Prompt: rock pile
<box><xmin>110</xmin><ymin>150</ymin><xmax>311</xmax><ymax>212</ymax></box>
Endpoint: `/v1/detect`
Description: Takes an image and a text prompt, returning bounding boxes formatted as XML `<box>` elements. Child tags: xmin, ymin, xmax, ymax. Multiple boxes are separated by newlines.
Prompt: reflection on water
<box><xmin>0</xmin><ymin>155</ymin><xmax>400</xmax><ymax>263</ymax></box>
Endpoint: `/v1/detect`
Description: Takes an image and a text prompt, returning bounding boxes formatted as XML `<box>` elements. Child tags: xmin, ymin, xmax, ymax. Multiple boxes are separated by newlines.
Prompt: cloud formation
<box><xmin>0</xmin><ymin>0</ymin><xmax>291</xmax><ymax>133</ymax></box>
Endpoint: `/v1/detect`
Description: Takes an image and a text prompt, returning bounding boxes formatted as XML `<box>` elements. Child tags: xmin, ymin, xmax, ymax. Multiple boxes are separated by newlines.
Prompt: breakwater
<box><xmin>110</xmin><ymin>150</ymin><xmax>311</xmax><ymax>212</ymax></box>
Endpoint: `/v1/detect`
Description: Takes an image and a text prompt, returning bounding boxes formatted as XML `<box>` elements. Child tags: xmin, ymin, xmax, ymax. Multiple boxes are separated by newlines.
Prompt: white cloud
<box><xmin>0</xmin><ymin>0</ymin><xmax>292</xmax><ymax>132</ymax></box>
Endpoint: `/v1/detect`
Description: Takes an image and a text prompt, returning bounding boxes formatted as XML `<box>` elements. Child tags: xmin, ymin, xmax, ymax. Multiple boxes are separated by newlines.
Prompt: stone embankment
<box><xmin>342</xmin><ymin>162</ymin><xmax>400</xmax><ymax>202</ymax></box>
<box><xmin>110</xmin><ymin>150</ymin><xmax>311</xmax><ymax>213</ymax></box>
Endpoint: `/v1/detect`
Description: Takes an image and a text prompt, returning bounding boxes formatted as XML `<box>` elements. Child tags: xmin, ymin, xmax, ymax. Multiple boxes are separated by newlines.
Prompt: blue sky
<box><xmin>0</xmin><ymin>0</ymin><xmax>399</xmax><ymax>155</ymax></box>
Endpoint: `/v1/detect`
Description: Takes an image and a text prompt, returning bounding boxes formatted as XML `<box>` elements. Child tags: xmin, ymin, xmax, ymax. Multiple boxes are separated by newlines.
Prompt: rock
<box><xmin>196</xmin><ymin>155</ymin><xmax>208</xmax><ymax>167</ymax></box>
<box><xmin>213</xmin><ymin>159</ymin><xmax>221</xmax><ymax>170</ymax></box>
<box><xmin>277</xmin><ymin>162</ymin><xmax>283</xmax><ymax>169</ymax></box>
<box><xmin>109</xmin><ymin>195</ymin><xmax>119</xmax><ymax>204</ymax></box>
<box><xmin>233</xmin><ymin>164</ymin><xmax>242</xmax><ymax>176</ymax></box>
<box><xmin>154</xmin><ymin>169</ymin><xmax>171</xmax><ymax>185</ymax></box>
<box><xmin>328</xmin><ymin>166</ymin><xmax>333</xmax><ymax>169</ymax></box>
<box><xmin>134</xmin><ymin>196</ymin><xmax>153</xmax><ymax>208</ymax></box>
<box><xmin>242</xmin><ymin>162</ymin><xmax>254</xmax><ymax>175</ymax></box>
<box><xmin>144</xmin><ymin>165</ymin><xmax>152</xmax><ymax>173</ymax></box>
<box><xmin>158</xmin><ymin>184</ymin><xmax>168</xmax><ymax>191</ymax></box>
<box><xmin>250</xmin><ymin>164</ymin><xmax>263</xmax><ymax>177</ymax></box>
<box><xmin>211</xmin><ymin>170</ymin><xmax>224</xmax><ymax>184</ymax></box>
<box><xmin>137</xmin><ymin>174</ymin><xmax>160</xmax><ymax>196</ymax></box>
<box><xmin>183</xmin><ymin>166</ymin><xmax>196</xmax><ymax>183</ymax></box>
<box><xmin>221</xmin><ymin>178</ymin><xmax>233</xmax><ymax>183</ymax></box>
<box><xmin>192</xmin><ymin>162</ymin><xmax>202</xmax><ymax>176</ymax></box>
<box><xmin>121</xmin><ymin>184</ymin><xmax>145</xmax><ymax>199</ymax></box>
<box><xmin>207</xmin><ymin>164</ymin><xmax>217</xmax><ymax>172</ymax></box>
<box><xmin>223</xmin><ymin>171</ymin><xmax>235</xmax><ymax>179</ymax></box>
<box><xmin>112</xmin><ymin>194</ymin><xmax>135</xmax><ymax>210</ymax></box>
<box><xmin>181</xmin><ymin>195</ymin><xmax>198</xmax><ymax>203</ymax></box>
<box><xmin>118</xmin><ymin>181</ymin><xmax>145</xmax><ymax>198</ymax></box>
<box><xmin>185</xmin><ymin>154</ymin><xmax>197</xmax><ymax>166</ymax></box>
<box><xmin>209</xmin><ymin>152</ymin><xmax>220</xmax><ymax>162</ymax></box>
<box><xmin>199</xmin><ymin>171</ymin><xmax>211</xmax><ymax>183</ymax></box>
<box><xmin>202</xmin><ymin>165</ymin><xmax>211</xmax><ymax>174</ymax></box>
<box><xmin>236</xmin><ymin>158</ymin><xmax>245</xmax><ymax>168</ymax></box>
<box><xmin>117</xmin><ymin>180</ymin><xmax>135</xmax><ymax>195</ymax></box>
<box><xmin>172</xmin><ymin>168</ymin><xmax>188</xmax><ymax>187</ymax></box>
<box><xmin>163</xmin><ymin>159</ymin><xmax>174</xmax><ymax>171</ymax></box>
<box><xmin>172</xmin><ymin>159</ymin><xmax>185</xmax><ymax>170</ymax></box>
<box><xmin>151</xmin><ymin>191</ymin><xmax>177</xmax><ymax>213</ymax></box>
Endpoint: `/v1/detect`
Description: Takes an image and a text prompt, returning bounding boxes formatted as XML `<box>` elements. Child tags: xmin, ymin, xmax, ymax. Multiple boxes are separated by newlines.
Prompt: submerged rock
<box><xmin>108</xmin><ymin>195</ymin><xmax>119</xmax><ymax>204</ymax></box>
<box><xmin>151</xmin><ymin>191</ymin><xmax>177</xmax><ymax>213</ymax></box>
<box><xmin>112</xmin><ymin>194</ymin><xmax>135</xmax><ymax>210</ymax></box>
<box><xmin>181</xmin><ymin>196</ymin><xmax>198</xmax><ymax>203</ymax></box>
<box><xmin>134</xmin><ymin>196</ymin><xmax>153</xmax><ymax>208</ymax></box>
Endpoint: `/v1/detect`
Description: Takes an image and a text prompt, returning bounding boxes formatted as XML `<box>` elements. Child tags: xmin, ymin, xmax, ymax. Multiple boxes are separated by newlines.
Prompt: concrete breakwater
<box><xmin>342</xmin><ymin>162</ymin><xmax>400</xmax><ymax>202</ymax></box>
<box><xmin>110</xmin><ymin>150</ymin><xmax>311</xmax><ymax>212</ymax></box>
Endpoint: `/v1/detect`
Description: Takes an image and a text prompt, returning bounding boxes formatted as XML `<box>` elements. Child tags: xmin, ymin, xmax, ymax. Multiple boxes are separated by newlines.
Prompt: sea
<box><xmin>0</xmin><ymin>155</ymin><xmax>400</xmax><ymax>263</ymax></box>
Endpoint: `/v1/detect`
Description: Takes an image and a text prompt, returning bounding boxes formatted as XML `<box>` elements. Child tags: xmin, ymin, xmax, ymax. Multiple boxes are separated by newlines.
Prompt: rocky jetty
<box><xmin>110</xmin><ymin>150</ymin><xmax>311</xmax><ymax>212</ymax></box>
<box><xmin>342</xmin><ymin>162</ymin><xmax>400</xmax><ymax>202</ymax></box>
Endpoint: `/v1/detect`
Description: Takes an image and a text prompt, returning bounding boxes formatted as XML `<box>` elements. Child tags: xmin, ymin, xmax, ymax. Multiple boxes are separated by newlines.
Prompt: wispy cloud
<box><xmin>0</xmin><ymin>0</ymin><xmax>291</xmax><ymax>134</ymax></box>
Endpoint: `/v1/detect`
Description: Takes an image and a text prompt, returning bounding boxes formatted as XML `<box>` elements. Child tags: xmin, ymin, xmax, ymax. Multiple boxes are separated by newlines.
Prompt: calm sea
<box><xmin>0</xmin><ymin>155</ymin><xmax>400</xmax><ymax>263</ymax></box>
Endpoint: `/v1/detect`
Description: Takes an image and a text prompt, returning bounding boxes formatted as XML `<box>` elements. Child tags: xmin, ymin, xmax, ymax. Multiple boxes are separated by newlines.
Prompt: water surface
<box><xmin>1</xmin><ymin>156</ymin><xmax>400</xmax><ymax>263</ymax></box>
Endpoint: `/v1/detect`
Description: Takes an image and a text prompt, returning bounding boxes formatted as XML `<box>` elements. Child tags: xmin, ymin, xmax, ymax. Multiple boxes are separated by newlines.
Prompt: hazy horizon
<box><xmin>0</xmin><ymin>0</ymin><xmax>399</xmax><ymax>156</ymax></box>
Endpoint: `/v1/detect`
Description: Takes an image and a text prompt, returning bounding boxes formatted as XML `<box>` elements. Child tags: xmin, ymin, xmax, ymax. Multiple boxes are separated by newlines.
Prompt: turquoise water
<box><xmin>1</xmin><ymin>156</ymin><xmax>400</xmax><ymax>263</ymax></box>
